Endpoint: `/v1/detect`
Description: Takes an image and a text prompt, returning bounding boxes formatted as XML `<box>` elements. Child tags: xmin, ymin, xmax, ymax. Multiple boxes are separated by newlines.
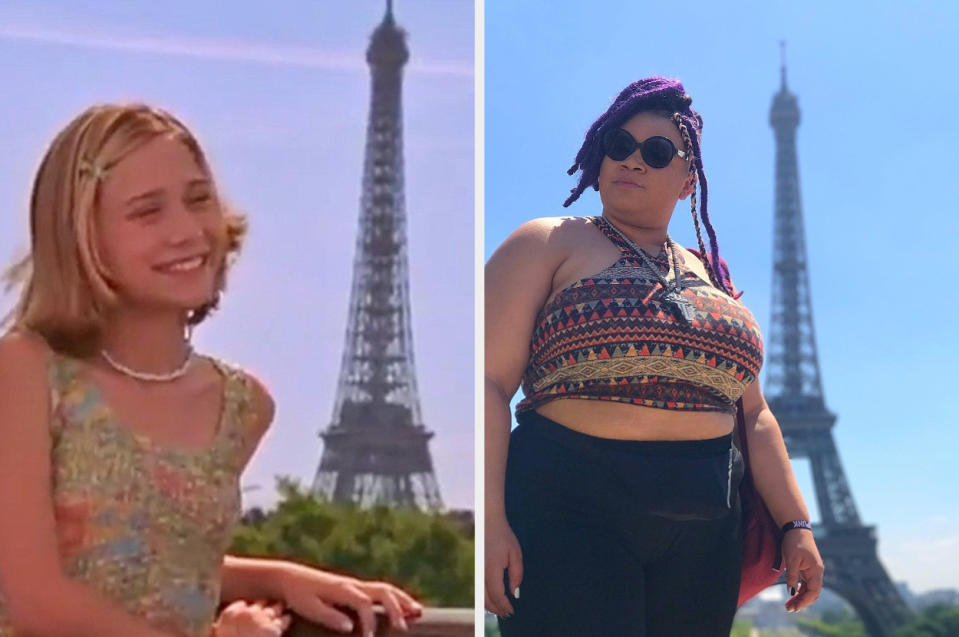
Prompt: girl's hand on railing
<box><xmin>276</xmin><ymin>563</ymin><xmax>423</xmax><ymax>637</ymax></box>
<box><xmin>212</xmin><ymin>600</ymin><xmax>291</xmax><ymax>636</ymax></box>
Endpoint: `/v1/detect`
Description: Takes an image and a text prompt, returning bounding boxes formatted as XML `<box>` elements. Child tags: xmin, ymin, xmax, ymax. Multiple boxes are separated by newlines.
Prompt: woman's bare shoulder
<box><xmin>0</xmin><ymin>329</ymin><xmax>53</xmax><ymax>373</ymax></box>
<box><xmin>203</xmin><ymin>356</ymin><xmax>275</xmax><ymax>436</ymax></box>
<box><xmin>0</xmin><ymin>331</ymin><xmax>54</xmax><ymax>444</ymax></box>
<box><xmin>509</xmin><ymin>215</ymin><xmax>597</xmax><ymax>240</ymax></box>
<box><xmin>231</xmin><ymin>367</ymin><xmax>274</xmax><ymax>469</ymax></box>
<box><xmin>495</xmin><ymin>215</ymin><xmax>599</xmax><ymax>261</ymax></box>
<box><xmin>242</xmin><ymin>369</ymin><xmax>275</xmax><ymax>435</ymax></box>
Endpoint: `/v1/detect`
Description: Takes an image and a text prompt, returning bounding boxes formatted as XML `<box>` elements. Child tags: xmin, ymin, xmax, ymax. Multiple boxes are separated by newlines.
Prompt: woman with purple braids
<box><xmin>485</xmin><ymin>77</ymin><xmax>825</xmax><ymax>635</ymax></box>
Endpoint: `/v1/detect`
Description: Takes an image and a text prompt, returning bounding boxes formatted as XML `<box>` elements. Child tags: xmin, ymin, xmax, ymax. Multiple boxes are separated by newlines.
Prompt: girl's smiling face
<box><xmin>94</xmin><ymin>135</ymin><xmax>227</xmax><ymax>315</ymax></box>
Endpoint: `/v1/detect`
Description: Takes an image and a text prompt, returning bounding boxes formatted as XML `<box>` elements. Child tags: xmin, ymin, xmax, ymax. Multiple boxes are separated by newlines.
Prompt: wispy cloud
<box><xmin>0</xmin><ymin>23</ymin><xmax>472</xmax><ymax>78</ymax></box>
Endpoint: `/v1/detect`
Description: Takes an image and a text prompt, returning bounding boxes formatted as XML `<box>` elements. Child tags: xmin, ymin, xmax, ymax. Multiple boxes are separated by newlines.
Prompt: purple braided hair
<box><xmin>563</xmin><ymin>76</ymin><xmax>736</xmax><ymax>297</ymax></box>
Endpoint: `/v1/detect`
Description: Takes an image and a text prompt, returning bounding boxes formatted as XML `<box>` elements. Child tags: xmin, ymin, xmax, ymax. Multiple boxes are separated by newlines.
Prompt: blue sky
<box><xmin>0</xmin><ymin>1</ymin><xmax>474</xmax><ymax>509</ymax></box>
<box><xmin>485</xmin><ymin>1</ymin><xmax>959</xmax><ymax>594</ymax></box>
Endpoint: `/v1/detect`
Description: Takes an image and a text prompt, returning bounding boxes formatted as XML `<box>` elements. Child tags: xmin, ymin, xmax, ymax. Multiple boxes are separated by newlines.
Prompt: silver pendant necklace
<box><xmin>100</xmin><ymin>346</ymin><xmax>195</xmax><ymax>382</ymax></box>
<box><xmin>601</xmin><ymin>218</ymin><xmax>696</xmax><ymax>324</ymax></box>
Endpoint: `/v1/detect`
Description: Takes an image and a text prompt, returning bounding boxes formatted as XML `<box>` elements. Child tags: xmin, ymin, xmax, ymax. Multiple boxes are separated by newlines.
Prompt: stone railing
<box><xmin>286</xmin><ymin>607</ymin><xmax>473</xmax><ymax>636</ymax></box>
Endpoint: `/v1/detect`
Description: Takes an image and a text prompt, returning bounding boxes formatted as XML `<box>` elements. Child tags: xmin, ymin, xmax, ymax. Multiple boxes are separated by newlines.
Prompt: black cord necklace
<box><xmin>601</xmin><ymin>218</ymin><xmax>696</xmax><ymax>324</ymax></box>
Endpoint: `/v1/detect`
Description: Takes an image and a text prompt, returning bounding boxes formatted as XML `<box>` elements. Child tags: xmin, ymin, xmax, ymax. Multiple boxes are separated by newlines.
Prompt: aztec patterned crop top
<box><xmin>517</xmin><ymin>215</ymin><xmax>764</xmax><ymax>415</ymax></box>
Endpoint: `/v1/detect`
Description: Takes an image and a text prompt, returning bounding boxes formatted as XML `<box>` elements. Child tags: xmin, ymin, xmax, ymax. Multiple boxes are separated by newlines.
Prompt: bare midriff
<box><xmin>535</xmin><ymin>397</ymin><xmax>735</xmax><ymax>441</ymax></box>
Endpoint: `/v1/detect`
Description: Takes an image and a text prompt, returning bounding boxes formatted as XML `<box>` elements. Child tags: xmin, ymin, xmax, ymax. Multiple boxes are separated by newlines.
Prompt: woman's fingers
<box><xmin>221</xmin><ymin>600</ymin><xmax>250</xmax><ymax>617</ymax></box>
<box><xmin>789</xmin><ymin>570</ymin><xmax>824</xmax><ymax>611</ymax></box>
<box><xmin>215</xmin><ymin>600</ymin><xmax>292</xmax><ymax>636</ymax></box>
<box><xmin>784</xmin><ymin>555</ymin><xmax>802</xmax><ymax>597</ymax></box>
<box><xmin>291</xmin><ymin>594</ymin><xmax>357</xmax><ymax>634</ymax></box>
<box><xmin>484</xmin><ymin>589</ymin><xmax>495</xmax><ymax>615</ymax></box>
<box><xmin>484</xmin><ymin>552</ymin><xmax>514</xmax><ymax>617</ymax></box>
<box><xmin>507</xmin><ymin>544</ymin><xmax>524</xmax><ymax>599</ymax></box>
<box><xmin>782</xmin><ymin>534</ymin><xmax>825</xmax><ymax>612</ymax></box>
<box><xmin>369</xmin><ymin>584</ymin><xmax>409</xmax><ymax>631</ymax></box>
<box><xmin>215</xmin><ymin>600</ymin><xmax>251</xmax><ymax>637</ymax></box>
<box><xmin>359</xmin><ymin>581</ymin><xmax>418</xmax><ymax>626</ymax></box>
<box><xmin>786</xmin><ymin>578</ymin><xmax>811</xmax><ymax>612</ymax></box>
<box><xmin>267</xmin><ymin>602</ymin><xmax>283</xmax><ymax>618</ymax></box>
<box><xmin>390</xmin><ymin>587</ymin><xmax>423</xmax><ymax>618</ymax></box>
<box><xmin>248</xmin><ymin>600</ymin><xmax>281</xmax><ymax>619</ymax></box>
<box><xmin>784</xmin><ymin>560</ymin><xmax>825</xmax><ymax>612</ymax></box>
<box><xmin>291</xmin><ymin>576</ymin><xmax>376</xmax><ymax>635</ymax></box>
<box><xmin>332</xmin><ymin>584</ymin><xmax>377</xmax><ymax>637</ymax></box>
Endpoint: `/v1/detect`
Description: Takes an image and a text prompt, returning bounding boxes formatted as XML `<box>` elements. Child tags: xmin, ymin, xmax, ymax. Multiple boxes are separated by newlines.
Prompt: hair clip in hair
<box><xmin>78</xmin><ymin>157</ymin><xmax>107</xmax><ymax>181</ymax></box>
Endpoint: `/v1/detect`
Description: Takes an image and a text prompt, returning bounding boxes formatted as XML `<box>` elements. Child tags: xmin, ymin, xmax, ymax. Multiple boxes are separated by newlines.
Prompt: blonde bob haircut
<box><xmin>1</xmin><ymin>103</ymin><xmax>248</xmax><ymax>357</ymax></box>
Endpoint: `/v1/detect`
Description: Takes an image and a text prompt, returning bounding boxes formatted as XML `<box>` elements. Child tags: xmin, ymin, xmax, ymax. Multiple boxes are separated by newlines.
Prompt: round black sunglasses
<box><xmin>601</xmin><ymin>128</ymin><xmax>688</xmax><ymax>169</ymax></box>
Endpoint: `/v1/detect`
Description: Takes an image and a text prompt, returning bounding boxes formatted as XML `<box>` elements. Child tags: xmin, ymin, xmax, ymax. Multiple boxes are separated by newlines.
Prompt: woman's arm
<box><xmin>484</xmin><ymin>218</ymin><xmax>565</xmax><ymax>616</ymax></box>
<box><xmin>0</xmin><ymin>332</ymin><xmax>176</xmax><ymax>637</ymax></box>
<box><xmin>738</xmin><ymin>379</ymin><xmax>810</xmax><ymax>527</ymax></box>
<box><xmin>220</xmin><ymin>556</ymin><xmax>287</xmax><ymax>603</ymax></box>
<box><xmin>739</xmin><ymin>378</ymin><xmax>825</xmax><ymax>611</ymax></box>
<box><xmin>484</xmin><ymin>219</ymin><xmax>565</xmax><ymax>527</ymax></box>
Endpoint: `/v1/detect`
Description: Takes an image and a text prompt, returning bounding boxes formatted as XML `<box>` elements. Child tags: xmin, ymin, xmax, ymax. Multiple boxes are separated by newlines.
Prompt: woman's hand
<box><xmin>782</xmin><ymin>530</ymin><xmax>825</xmax><ymax>612</ymax></box>
<box><xmin>212</xmin><ymin>600</ymin><xmax>291</xmax><ymax>637</ymax></box>
<box><xmin>484</xmin><ymin>516</ymin><xmax>523</xmax><ymax>618</ymax></box>
<box><xmin>275</xmin><ymin>563</ymin><xmax>423</xmax><ymax>637</ymax></box>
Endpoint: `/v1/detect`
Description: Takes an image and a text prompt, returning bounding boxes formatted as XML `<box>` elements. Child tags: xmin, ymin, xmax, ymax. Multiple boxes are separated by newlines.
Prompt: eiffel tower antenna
<box><xmin>312</xmin><ymin>2</ymin><xmax>443</xmax><ymax>511</ymax></box>
<box><xmin>780</xmin><ymin>40</ymin><xmax>787</xmax><ymax>89</ymax></box>
<box><xmin>766</xmin><ymin>54</ymin><xmax>911</xmax><ymax>635</ymax></box>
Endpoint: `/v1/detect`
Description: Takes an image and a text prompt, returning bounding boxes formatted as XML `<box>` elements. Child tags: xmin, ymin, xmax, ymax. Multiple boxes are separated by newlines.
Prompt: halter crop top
<box><xmin>517</xmin><ymin>216</ymin><xmax>764</xmax><ymax>415</ymax></box>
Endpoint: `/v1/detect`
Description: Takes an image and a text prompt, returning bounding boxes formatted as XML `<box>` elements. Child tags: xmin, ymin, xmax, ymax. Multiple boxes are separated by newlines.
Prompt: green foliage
<box><xmin>892</xmin><ymin>604</ymin><xmax>959</xmax><ymax>637</ymax></box>
<box><xmin>229</xmin><ymin>478</ymin><xmax>473</xmax><ymax>607</ymax></box>
<box><xmin>796</xmin><ymin>605</ymin><xmax>866</xmax><ymax>637</ymax></box>
<box><xmin>729</xmin><ymin>618</ymin><xmax>753</xmax><ymax>637</ymax></box>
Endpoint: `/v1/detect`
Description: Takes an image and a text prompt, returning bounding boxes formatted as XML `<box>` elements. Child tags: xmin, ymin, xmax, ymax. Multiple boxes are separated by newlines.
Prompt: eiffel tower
<box><xmin>312</xmin><ymin>1</ymin><xmax>443</xmax><ymax>511</ymax></box>
<box><xmin>765</xmin><ymin>44</ymin><xmax>911</xmax><ymax>636</ymax></box>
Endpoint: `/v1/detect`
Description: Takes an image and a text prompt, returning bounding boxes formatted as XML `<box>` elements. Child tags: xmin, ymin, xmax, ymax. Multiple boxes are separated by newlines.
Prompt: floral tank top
<box><xmin>0</xmin><ymin>351</ymin><xmax>256</xmax><ymax>637</ymax></box>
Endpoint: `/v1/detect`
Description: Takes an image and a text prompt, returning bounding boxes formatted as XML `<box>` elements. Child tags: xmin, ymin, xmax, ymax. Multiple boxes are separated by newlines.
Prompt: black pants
<box><xmin>498</xmin><ymin>410</ymin><xmax>745</xmax><ymax>637</ymax></box>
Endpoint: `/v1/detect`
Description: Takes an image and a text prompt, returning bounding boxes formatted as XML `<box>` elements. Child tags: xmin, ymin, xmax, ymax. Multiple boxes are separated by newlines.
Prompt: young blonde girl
<box><xmin>0</xmin><ymin>103</ymin><xmax>421</xmax><ymax>637</ymax></box>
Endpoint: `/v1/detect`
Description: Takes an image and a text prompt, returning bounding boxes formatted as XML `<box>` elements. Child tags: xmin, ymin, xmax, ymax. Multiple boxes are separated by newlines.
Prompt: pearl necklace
<box><xmin>100</xmin><ymin>347</ymin><xmax>195</xmax><ymax>382</ymax></box>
